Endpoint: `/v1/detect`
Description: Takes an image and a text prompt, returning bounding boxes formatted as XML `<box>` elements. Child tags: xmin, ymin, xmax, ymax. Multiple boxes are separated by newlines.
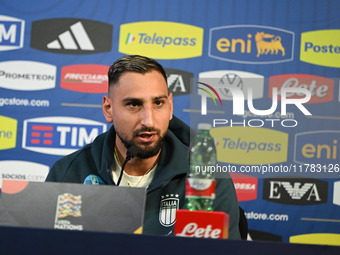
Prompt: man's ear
<box><xmin>102</xmin><ymin>95</ymin><xmax>113</xmax><ymax>123</ymax></box>
<box><xmin>169</xmin><ymin>92</ymin><xmax>173</xmax><ymax>120</ymax></box>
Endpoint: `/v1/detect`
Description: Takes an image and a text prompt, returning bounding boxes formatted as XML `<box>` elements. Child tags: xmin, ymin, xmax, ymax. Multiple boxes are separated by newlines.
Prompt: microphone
<box><xmin>84</xmin><ymin>174</ymin><xmax>105</xmax><ymax>185</ymax></box>
<box><xmin>116</xmin><ymin>146</ymin><xmax>138</xmax><ymax>186</ymax></box>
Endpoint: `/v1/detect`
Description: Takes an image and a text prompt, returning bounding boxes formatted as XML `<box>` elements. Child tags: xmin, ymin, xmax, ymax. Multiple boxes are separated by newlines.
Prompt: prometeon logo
<box><xmin>209</xmin><ymin>25</ymin><xmax>294</xmax><ymax>64</ymax></box>
<box><xmin>269</xmin><ymin>74</ymin><xmax>334</xmax><ymax>104</ymax></box>
<box><xmin>165</xmin><ymin>68</ymin><xmax>193</xmax><ymax>96</ymax></box>
<box><xmin>0</xmin><ymin>15</ymin><xmax>25</xmax><ymax>51</ymax></box>
<box><xmin>0</xmin><ymin>61</ymin><xmax>56</xmax><ymax>90</ymax></box>
<box><xmin>263</xmin><ymin>178</ymin><xmax>328</xmax><ymax>205</ymax></box>
<box><xmin>30</xmin><ymin>18</ymin><xmax>113</xmax><ymax>54</ymax></box>
<box><xmin>22</xmin><ymin>117</ymin><xmax>107</xmax><ymax>155</ymax></box>
<box><xmin>294</xmin><ymin>130</ymin><xmax>340</xmax><ymax>165</ymax></box>
<box><xmin>300</xmin><ymin>29</ymin><xmax>340</xmax><ymax>68</ymax></box>
<box><xmin>119</xmin><ymin>21</ymin><xmax>203</xmax><ymax>59</ymax></box>
<box><xmin>60</xmin><ymin>64</ymin><xmax>109</xmax><ymax>93</ymax></box>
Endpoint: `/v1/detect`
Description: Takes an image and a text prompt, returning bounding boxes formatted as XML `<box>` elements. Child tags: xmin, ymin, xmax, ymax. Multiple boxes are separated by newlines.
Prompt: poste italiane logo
<box><xmin>0</xmin><ymin>116</ymin><xmax>17</xmax><ymax>150</ymax></box>
<box><xmin>300</xmin><ymin>29</ymin><xmax>340</xmax><ymax>68</ymax></box>
<box><xmin>119</xmin><ymin>21</ymin><xmax>203</xmax><ymax>59</ymax></box>
<box><xmin>210</xmin><ymin>127</ymin><xmax>288</xmax><ymax>165</ymax></box>
<box><xmin>209</xmin><ymin>25</ymin><xmax>294</xmax><ymax>64</ymax></box>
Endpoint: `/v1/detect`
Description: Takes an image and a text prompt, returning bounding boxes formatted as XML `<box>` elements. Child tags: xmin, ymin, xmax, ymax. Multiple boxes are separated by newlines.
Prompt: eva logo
<box><xmin>263</xmin><ymin>178</ymin><xmax>328</xmax><ymax>205</ymax></box>
<box><xmin>269</xmin><ymin>74</ymin><xmax>334</xmax><ymax>103</ymax></box>
<box><xmin>165</xmin><ymin>68</ymin><xmax>193</xmax><ymax>96</ymax></box>
<box><xmin>209</xmin><ymin>25</ymin><xmax>294</xmax><ymax>64</ymax></box>
<box><xmin>294</xmin><ymin>130</ymin><xmax>340</xmax><ymax>165</ymax></box>
<box><xmin>0</xmin><ymin>61</ymin><xmax>56</xmax><ymax>90</ymax></box>
<box><xmin>0</xmin><ymin>116</ymin><xmax>17</xmax><ymax>150</ymax></box>
<box><xmin>230</xmin><ymin>173</ymin><xmax>258</xmax><ymax>202</ymax></box>
<box><xmin>119</xmin><ymin>21</ymin><xmax>203</xmax><ymax>59</ymax></box>
<box><xmin>30</xmin><ymin>18</ymin><xmax>113</xmax><ymax>54</ymax></box>
<box><xmin>0</xmin><ymin>160</ymin><xmax>49</xmax><ymax>187</ymax></box>
<box><xmin>0</xmin><ymin>15</ymin><xmax>25</xmax><ymax>51</ymax></box>
<box><xmin>210</xmin><ymin>127</ymin><xmax>288</xmax><ymax>165</ymax></box>
<box><xmin>300</xmin><ymin>29</ymin><xmax>340</xmax><ymax>68</ymax></box>
<box><xmin>22</xmin><ymin>117</ymin><xmax>107</xmax><ymax>155</ymax></box>
<box><xmin>60</xmin><ymin>64</ymin><xmax>109</xmax><ymax>93</ymax></box>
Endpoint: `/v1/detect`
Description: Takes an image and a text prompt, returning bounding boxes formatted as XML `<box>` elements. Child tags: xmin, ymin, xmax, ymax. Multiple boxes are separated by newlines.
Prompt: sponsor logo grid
<box><xmin>1</xmin><ymin>1</ymin><xmax>339</xmax><ymax>245</ymax></box>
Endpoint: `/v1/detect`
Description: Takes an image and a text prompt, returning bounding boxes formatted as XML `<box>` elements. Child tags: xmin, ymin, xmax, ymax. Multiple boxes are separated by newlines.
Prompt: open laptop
<box><xmin>0</xmin><ymin>180</ymin><xmax>146</xmax><ymax>234</ymax></box>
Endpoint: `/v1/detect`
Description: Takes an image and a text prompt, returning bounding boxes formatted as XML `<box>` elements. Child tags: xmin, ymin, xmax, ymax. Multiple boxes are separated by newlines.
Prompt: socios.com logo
<box><xmin>0</xmin><ymin>160</ymin><xmax>49</xmax><ymax>187</ymax></box>
<box><xmin>119</xmin><ymin>21</ymin><xmax>203</xmax><ymax>59</ymax></box>
<box><xmin>209</xmin><ymin>25</ymin><xmax>294</xmax><ymax>64</ymax></box>
<box><xmin>300</xmin><ymin>29</ymin><xmax>340</xmax><ymax>68</ymax></box>
<box><xmin>0</xmin><ymin>115</ymin><xmax>17</xmax><ymax>150</ymax></box>
<box><xmin>22</xmin><ymin>117</ymin><xmax>107</xmax><ymax>155</ymax></box>
<box><xmin>210</xmin><ymin>127</ymin><xmax>288</xmax><ymax>165</ymax></box>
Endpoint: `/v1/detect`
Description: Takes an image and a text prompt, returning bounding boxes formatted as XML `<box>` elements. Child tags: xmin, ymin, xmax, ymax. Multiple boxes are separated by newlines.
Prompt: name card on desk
<box><xmin>174</xmin><ymin>209</ymin><xmax>229</xmax><ymax>239</ymax></box>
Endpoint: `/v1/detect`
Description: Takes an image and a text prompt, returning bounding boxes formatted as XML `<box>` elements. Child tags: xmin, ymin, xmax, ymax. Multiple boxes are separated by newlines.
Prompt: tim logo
<box><xmin>263</xmin><ymin>178</ymin><xmax>328</xmax><ymax>205</ymax></box>
<box><xmin>165</xmin><ymin>68</ymin><xmax>193</xmax><ymax>96</ymax></box>
<box><xmin>0</xmin><ymin>15</ymin><xmax>25</xmax><ymax>51</ymax></box>
<box><xmin>30</xmin><ymin>18</ymin><xmax>112</xmax><ymax>54</ymax></box>
<box><xmin>159</xmin><ymin>194</ymin><xmax>179</xmax><ymax>227</ymax></box>
<box><xmin>209</xmin><ymin>25</ymin><xmax>294</xmax><ymax>64</ymax></box>
<box><xmin>60</xmin><ymin>64</ymin><xmax>109</xmax><ymax>93</ymax></box>
<box><xmin>22</xmin><ymin>117</ymin><xmax>107</xmax><ymax>155</ymax></box>
<box><xmin>294</xmin><ymin>131</ymin><xmax>340</xmax><ymax>165</ymax></box>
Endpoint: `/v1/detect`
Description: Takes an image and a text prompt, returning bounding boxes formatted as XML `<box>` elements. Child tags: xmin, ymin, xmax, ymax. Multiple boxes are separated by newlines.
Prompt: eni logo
<box><xmin>255</xmin><ymin>32</ymin><xmax>285</xmax><ymax>57</ymax></box>
<box><xmin>209</xmin><ymin>25</ymin><xmax>294</xmax><ymax>64</ymax></box>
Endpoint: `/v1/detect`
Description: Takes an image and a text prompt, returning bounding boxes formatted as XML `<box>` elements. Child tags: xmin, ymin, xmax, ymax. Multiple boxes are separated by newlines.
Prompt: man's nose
<box><xmin>140</xmin><ymin>105</ymin><xmax>154</xmax><ymax>127</ymax></box>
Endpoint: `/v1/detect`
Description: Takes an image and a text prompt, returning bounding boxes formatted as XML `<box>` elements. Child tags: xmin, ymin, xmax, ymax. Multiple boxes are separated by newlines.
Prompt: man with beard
<box><xmin>46</xmin><ymin>55</ymin><xmax>241</xmax><ymax>239</ymax></box>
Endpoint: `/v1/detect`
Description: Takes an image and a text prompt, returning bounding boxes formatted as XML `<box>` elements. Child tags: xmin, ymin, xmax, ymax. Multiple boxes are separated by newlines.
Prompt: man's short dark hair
<box><xmin>108</xmin><ymin>55</ymin><xmax>168</xmax><ymax>91</ymax></box>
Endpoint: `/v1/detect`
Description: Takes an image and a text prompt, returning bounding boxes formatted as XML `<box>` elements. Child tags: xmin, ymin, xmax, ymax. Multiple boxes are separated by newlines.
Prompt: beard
<box><xmin>115</xmin><ymin>126</ymin><xmax>165</xmax><ymax>159</ymax></box>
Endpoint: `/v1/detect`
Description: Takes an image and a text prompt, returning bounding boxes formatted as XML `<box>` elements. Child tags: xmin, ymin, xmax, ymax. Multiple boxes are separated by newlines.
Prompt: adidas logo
<box><xmin>47</xmin><ymin>22</ymin><xmax>94</xmax><ymax>51</ymax></box>
<box><xmin>30</xmin><ymin>18</ymin><xmax>113</xmax><ymax>55</ymax></box>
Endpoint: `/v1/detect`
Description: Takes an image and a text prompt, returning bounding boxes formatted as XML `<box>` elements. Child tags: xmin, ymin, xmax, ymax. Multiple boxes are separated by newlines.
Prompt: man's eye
<box><xmin>155</xmin><ymin>100</ymin><xmax>164</xmax><ymax>106</ymax></box>
<box><xmin>127</xmin><ymin>102</ymin><xmax>140</xmax><ymax>108</ymax></box>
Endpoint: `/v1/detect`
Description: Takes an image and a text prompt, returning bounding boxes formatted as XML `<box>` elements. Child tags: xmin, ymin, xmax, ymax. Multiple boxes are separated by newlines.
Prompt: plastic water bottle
<box><xmin>186</xmin><ymin>123</ymin><xmax>216</xmax><ymax>211</ymax></box>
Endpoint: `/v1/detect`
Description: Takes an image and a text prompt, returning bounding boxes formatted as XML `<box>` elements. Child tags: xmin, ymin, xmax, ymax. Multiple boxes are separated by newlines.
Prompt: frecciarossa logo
<box><xmin>119</xmin><ymin>21</ymin><xmax>203</xmax><ymax>59</ymax></box>
<box><xmin>22</xmin><ymin>117</ymin><xmax>107</xmax><ymax>155</ymax></box>
<box><xmin>209</xmin><ymin>25</ymin><xmax>294</xmax><ymax>64</ymax></box>
<box><xmin>60</xmin><ymin>64</ymin><xmax>109</xmax><ymax>93</ymax></box>
<box><xmin>269</xmin><ymin>74</ymin><xmax>334</xmax><ymax>103</ymax></box>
